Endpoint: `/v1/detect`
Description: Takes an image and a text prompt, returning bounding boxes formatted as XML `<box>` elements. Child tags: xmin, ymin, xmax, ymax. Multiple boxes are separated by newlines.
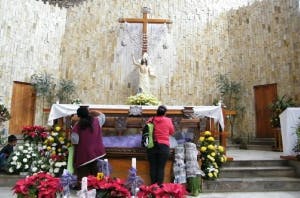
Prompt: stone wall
<box><xmin>0</xmin><ymin>0</ymin><xmax>66</xmax><ymax>125</ymax></box>
<box><xmin>0</xmin><ymin>0</ymin><xmax>299</xmax><ymax>136</ymax></box>
<box><xmin>61</xmin><ymin>0</ymin><xmax>300</xmax><ymax>137</ymax></box>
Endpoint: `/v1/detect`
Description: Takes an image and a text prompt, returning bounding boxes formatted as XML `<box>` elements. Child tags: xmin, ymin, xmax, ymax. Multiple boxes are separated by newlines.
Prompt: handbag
<box><xmin>141</xmin><ymin>117</ymin><xmax>155</xmax><ymax>148</ymax></box>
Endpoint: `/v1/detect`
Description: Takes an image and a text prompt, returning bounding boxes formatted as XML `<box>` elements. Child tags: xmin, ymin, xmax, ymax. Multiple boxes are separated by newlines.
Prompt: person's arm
<box><xmin>132</xmin><ymin>55</ymin><xmax>140</xmax><ymax>67</ymax></box>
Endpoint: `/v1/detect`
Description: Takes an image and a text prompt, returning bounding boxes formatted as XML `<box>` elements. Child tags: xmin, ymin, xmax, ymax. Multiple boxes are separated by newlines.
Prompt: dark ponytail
<box><xmin>77</xmin><ymin>106</ymin><xmax>93</xmax><ymax>130</ymax></box>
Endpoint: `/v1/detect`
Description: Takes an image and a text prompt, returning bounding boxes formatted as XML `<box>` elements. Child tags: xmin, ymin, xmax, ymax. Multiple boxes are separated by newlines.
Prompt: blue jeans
<box><xmin>146</xmin><ymin>143</ymin><xmax>170</xmax><ymax>185</ymax></box>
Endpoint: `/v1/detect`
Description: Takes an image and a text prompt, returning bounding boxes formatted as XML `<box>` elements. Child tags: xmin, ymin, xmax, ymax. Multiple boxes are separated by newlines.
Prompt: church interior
<box><xmin>1</xmin><ymin>0</ymin><xmax>300</xmax><ymax>196</ymax></box>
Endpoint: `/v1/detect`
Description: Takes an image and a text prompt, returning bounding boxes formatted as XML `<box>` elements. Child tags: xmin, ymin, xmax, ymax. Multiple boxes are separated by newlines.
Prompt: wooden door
<box><xmin>9</xmin><ymin>81</ymin><xmax>36</xmax><ymax>134</ymax></box>
<box><xmin>254</xmin><ymin>84</ymin><xmax>277</xmax><ymax>138</ymax></box>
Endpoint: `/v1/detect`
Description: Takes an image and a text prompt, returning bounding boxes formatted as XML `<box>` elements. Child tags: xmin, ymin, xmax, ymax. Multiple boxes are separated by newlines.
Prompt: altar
<box><xmin>279</xmin><ymin>107</ymin><xmax>300</xmax><ymax>156</ymax></box>
<box><xmin>47</xmin><ymin>104</ymin><xmax>225</xmax><ymax>184</ymax></box>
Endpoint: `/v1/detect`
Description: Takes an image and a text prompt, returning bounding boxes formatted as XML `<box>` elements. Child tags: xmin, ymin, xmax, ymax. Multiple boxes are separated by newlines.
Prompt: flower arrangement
<box><xmin>0</xmin><ymin>103</ymin><xmax>11</xmax><ymax>123</ymax></box>
<box><xmin>12</xmin><ymin>171</ymin><xmax>62</xmax><ymax>198</ymax></box>
<box><xmin>87</xmin><ymin>175</ymin><xmax>131</xmax><ymax>197</ymax></box>
<box><xmin>198</xmin><ymin>131</ymin><xmax>227</xmax><ymax>180</ymax></box>
<box><xmin>7</xmin><ymin>142</ymin><xmax>39</xmax><ymax>174</ymax></box>
<box><xmin>22</xmin><ymin>125</ymin><xmax>48</xmax><ymax>144</ymax></box>
<box><xmin>137</xmin><ymin>183</ymin><xmax>188</xmax><ymax>197</ymax></box>
<box><xmin>42</xmin><ymin>125</ymin><xmax>69</xmax><ymax>176</ymax></box>
<box><xmin>127</xmin><ymin>93</ymin><xmax>160</xmax><ymax>106</ymax></box>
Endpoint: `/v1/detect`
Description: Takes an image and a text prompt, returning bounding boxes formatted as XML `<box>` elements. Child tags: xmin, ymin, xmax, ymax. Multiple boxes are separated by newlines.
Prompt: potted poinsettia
<box><xmin>12</xmin><ymin>172</ymin><xmax>62</xmax><ymax>197</ymax></box>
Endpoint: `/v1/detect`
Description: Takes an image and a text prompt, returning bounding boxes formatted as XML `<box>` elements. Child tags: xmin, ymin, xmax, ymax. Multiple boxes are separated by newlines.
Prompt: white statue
<box><xmin>132</xmin><ymin>53</ymin><xmax>155</xmax><ymax>93</ymax></box>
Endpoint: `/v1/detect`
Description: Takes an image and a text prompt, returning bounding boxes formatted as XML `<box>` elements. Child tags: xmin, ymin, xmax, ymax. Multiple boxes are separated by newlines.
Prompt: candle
<box><xmin>132</xmin><ymin>158</ymin><xmax>136</xmax><ymax>169</ymax></box>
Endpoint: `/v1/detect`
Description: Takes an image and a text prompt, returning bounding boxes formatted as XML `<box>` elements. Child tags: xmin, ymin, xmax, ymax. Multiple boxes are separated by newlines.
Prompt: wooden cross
<box><xmin>119</xmin><ymin>7</ymin><xmax>172</xmax><ymax>55</ymax></box>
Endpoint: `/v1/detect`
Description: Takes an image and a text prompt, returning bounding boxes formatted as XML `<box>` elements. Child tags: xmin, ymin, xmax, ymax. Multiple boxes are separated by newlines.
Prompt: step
<box><xmin>249</xmin><ymin>138</ymin><xmax>275</xmax><ymax>145</ymax></box>
<box><xmin>224</xmin><ymin>159</ymin><xmax>289</xmax><ymax>167</ymax></box>
<box><xmin>220</xmin><ymin>166</ymin><xmax>296</xmax><ymax>178</ymax></box>
<box><xmin>202</xmin><ymin>177</ymin><xmax>300</xmax><ymax>192</ymax></box>
<box><xmin>0</xmin><ymin>174</ymin><xmax>25</xmax><ymax>187</ymax></box>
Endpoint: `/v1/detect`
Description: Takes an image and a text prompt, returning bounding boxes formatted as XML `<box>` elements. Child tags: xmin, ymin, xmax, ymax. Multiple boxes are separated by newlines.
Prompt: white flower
<box><xmin>24</xmin><ymin>164</ymin><xmax>29</xmax><ymax>169</ymax></box>
<box><xmin>54</xmin><ymin>168</ymin><xmax>60</xmax><ymax>173</ymax></box>
<box><xmin>41</xmin><ymin>165</ymin><xmax>46</xmax><ymax>169</ymax></box>
<box><xmin>25</xmin><ymin>143</ymin><xmax>30</xmax><ymax>147</ymax></box>
<box><xmin>15</xmin><ymin>152</ymin><xmax>20</xmax><ymax>156</ymax></box>
<box><xmin>28</xmin><ymin>147</ymin><xmax>33</xmax><ymax>151</ymax></box>
<box><xmin>23</xmin><ymin>158</ymin><xmax>28</xmax><ymax>163</ymax></box>
<box><xmin>53</xmin><ymin>132</ymin><xmax>58</xmax><ymax>136</ymax></box>
<box><xmin>23</xmin><ymin>150</ymin><xmax>28</xmax><ymax>153</ymax></box>
<box><xmin>26</xmin><ymin>155</ymin><xmax>30</xmax><ymax>158</ymax></box>
<box><xmin>32</xmin><ymin>153</ymin><xmax>37</xmax><ymax>157</ymax></box>
<box><xmin>8</xmin><ymin>168</ymin><xmax>14</xmax><ymax>173</ymax></box>
<box><xmin>10</xmin><ymin>161</ymin><xmax>16</xmax><ymax>165</ymax></box>
<box><xmin>52</xmin><ymin>147</ymin><xmax>56</xmax><ymax>151</ymax></box>
<box><xmin>32</xmin><ymin>167</ymin><xmax>37</xmax><ymax>172</ymax></box>
<box><xmin>52</xmin><ymin>143</ymin><xmax>57</xmax><ymax>147</ymax></box>
<box><xmin>16</xmin><ymin>162</ymin><xmax>22</xmax><ymax>169</ymax></box>
<box><xmin>12</xmin><ymin>156</ymin><xmax>18</xmax><ymax>161</ymax></box>
<box><xmin>18</xmin><ymin>146</ymin><xmax>23</xmax><ymax>150</ymax></box>
<box><xmin>43</xmin><ymin>145</ymin><xmax>47</xmax><ymax>149</ymax></box>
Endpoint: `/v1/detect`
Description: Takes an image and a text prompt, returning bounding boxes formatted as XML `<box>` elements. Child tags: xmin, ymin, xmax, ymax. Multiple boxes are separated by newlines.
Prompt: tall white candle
<box><xmin>132</xmin><ymin>158</ymin><xmax>136</xmax><ymax>169</ymax></box>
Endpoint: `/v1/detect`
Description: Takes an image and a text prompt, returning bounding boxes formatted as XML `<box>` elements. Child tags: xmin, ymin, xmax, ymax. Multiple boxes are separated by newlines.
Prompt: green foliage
<box><xmin>269</xmin><ymin>95</ymin><xmax>295</xmax><ymax>128</ymax></box>
<box><xmin>293</xmin><ymin>120</ymin><xmax>300</xmax><ymax>155</ymax></box>
<box><xmin>30</xmin><ymin>72</ymin><xmax>56</xmax><ymax>105</ymax></box>
<box><xmin>56</xmin><ymin>79</ymin><xmax>76</xmax><ymax>104</ymax></box>
<box><xmin>215</xmin><ymin>73</ymin><xmax>242</xmax><ymax>110</ymax></box>
<box><xmin>0</xmin><ymin>103</ymin><xmax>11</xmax><ymax>123</ymax></box>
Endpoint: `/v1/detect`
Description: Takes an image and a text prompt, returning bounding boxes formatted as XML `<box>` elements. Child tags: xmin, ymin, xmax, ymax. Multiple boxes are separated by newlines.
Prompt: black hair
<box><xmin>77</xmin><ymin>106</ymin><xmax>93</xmax><ymax>131</ymax></box>
<box><xmin>141</xmin><ymin>58</ymin><xmax>148</xmax><ymax>66</ymax></box>
<box><xmin>8</xmin><ymin>135</ymin><xmax>17</xmax><ymax>143</ymax></box>
<box><xmin>156</xmin><ymin>105</ymin><xmax>167</xmax><ymax>116</ymax></box>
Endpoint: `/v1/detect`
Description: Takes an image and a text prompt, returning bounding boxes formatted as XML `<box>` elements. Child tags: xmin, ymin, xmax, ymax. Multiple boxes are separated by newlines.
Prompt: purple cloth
<box><xmin>103</xmin><ymin>134</ymin><xmax>142</xmax><ymax>147</ymax></box>
<box><xmin>72</xmin><ymin>117</ymin><xmax>106</xmax><ymax>168</ymax></box>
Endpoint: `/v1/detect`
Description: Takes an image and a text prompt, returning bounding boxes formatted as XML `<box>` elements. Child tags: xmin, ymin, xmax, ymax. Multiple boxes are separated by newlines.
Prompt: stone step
<box><xmin>202</xmin><ymin>177</ymin><xmax>300</xmax><ymax>192</ymax></box>
<box><xmin>0</xmin><ymin>174</ymin><xmax>25</xmax><ymax>187</ymax></box>
<box><xmin>224</xmin><ymin>159</ymin><xmax>289</xmax><ymax>167</ymax></box>
<box><xmin>221</xmin><ymin>166</ymin><xmax>296</xmax><ymax>178</ymax></box>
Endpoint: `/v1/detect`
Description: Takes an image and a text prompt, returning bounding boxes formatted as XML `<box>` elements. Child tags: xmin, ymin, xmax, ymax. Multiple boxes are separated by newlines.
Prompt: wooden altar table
<box><xmin>46</xmin><ymin>104</ymin><xmax>226</xmax><ymax>184</ymax></box>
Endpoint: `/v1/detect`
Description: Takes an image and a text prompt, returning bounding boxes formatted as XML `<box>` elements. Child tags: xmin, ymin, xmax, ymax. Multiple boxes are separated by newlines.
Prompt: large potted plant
<box><xmin>269</xmin><ymin>95</ymin><xmax>295</xmax><ymax>151</ymax></box>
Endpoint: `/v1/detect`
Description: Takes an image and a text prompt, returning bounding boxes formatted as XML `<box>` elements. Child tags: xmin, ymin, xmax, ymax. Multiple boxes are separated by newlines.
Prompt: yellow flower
<box><xmin>207</xmin><ymin>137</ymin><xmax>215</xmax><ymax>141</ymax></box>
<box><xmin>199</xmin><ymin>136</ymin><xmax>205</xmax><ymax>142</ymax></box>
<box><xmin>213</xmin><ymin>172</ymin><xmax>218</xmax><ymax>177</ymax></box>
<box><xmin>58</xmin><ymin>137</ymin><xmax>64</xmax><ymax>142</ymax></box>
<box><xmin>208</xmin><ymin>172</ymin><xmax>213</xmax><ymax>178</ymax></box>
<box><xmin>200</xmin><ymin>146</ymin><xmax>207</xmax><ymax>152</ymax></box>
<box><xmin>218</xmin><ymin>145</ymin><xmax>225</xmax><ymax>153</ymax></box>
<box><xmin>208</xmin><ymin>144</ymin><xmax>215</xmax><ymax>150</ymax></box>
<box><xmin>97</xmin><ymin>172</ymin><xmax>104</xmax><ymax>180</ymax></box>
<box><xmin>55</xmin><ymin>126</ymin><xmax>61</xmax><ymax>131</ymax></box>
<box><xmin>47</xmin><ymin>146</ymin><xmax>51</xmax><ymax>151</ymax></box>
<box><xmin>211</xmin><ymin>152</ymin><xmax>216</xmax><ymax>157</ymax></box>
<box><xmin>204</xmin><ymin>131</ymin><xmax>211</xmax><ymax>136</ymax></box>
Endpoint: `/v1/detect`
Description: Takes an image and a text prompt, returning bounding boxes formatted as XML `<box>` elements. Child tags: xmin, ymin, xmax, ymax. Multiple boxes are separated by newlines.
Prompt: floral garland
<box><xmin>198</xmin><ymin>131</ymin><xmax>227</xmax><ymax>180</ymax></box>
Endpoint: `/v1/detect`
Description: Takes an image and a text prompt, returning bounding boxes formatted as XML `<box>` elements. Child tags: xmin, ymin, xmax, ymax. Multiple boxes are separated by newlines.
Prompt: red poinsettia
<box><xmin>87</xmin><ymin>175</ymin><xmax>131</xmax><ymax>197</ymax></box>
<box><xmin>137</xmin><ymin>183</ymin><xmax>188</xmax><ymax>198</ymax></box>
<box><xmin>12</xmin><ymin>172</ymin><xmax>62</xmax><ymax>198</ymax></box>
<box><xmin>22</xmin><ymin>125</ymin><xmax>48</xmax><ymax>144</ymax></box>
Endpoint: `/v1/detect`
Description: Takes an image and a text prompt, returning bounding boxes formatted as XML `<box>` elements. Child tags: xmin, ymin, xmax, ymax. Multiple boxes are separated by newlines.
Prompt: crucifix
<box><xmin>119</xmin><ymin>7</ymin><xmax>172</xmax><ymax>55</ymax></box>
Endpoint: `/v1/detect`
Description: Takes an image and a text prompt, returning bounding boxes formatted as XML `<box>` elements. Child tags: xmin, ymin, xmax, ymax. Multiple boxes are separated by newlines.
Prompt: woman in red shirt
<box><xmin>147</xmin><ymin>105</ymin><xmax>175</xmax><ymax>185</ymax></box>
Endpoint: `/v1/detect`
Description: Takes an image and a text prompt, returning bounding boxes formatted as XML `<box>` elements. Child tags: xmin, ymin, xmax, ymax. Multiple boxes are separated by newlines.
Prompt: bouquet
<box><xmin>42</xmin><ymin>125</ymin><xmax>70</xmax><ymax>176</ymax></box>
<box><xmin>7</xmin><ymin>143</ymin><xmax>39</xmax><ymax>174</ymax></box>
<box><xmin>12</xmin><ymin>171</ymin><xmax>62</xmax><ymax>198</ymax></box>
<box><xmin>127</xmin><ymin>93</ymin><xmax>160</xmax><ymax>106</ymax></box>
<box><xmin>198</xmin><ymin>131</ymin><xmax>227</xmax><ymax>180</ymax></box>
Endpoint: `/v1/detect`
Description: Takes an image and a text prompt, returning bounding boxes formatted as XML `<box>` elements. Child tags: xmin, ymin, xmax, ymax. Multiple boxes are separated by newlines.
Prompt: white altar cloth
<box><xmin>47</xmin><ymin>104</ymin><xmax>224</xmax><ymax>130</ymax></box>
<box><xmin>279</xmin><ymin>107</ymin><xmax>300</xmax><ymax>156</ymax></box>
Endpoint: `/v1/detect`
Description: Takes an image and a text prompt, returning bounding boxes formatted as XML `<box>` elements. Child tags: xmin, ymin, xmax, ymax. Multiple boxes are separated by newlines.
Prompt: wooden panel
<box><xmin>109</xmin><ymin>158</ymin><xmax>173</xmax><ymax>185</ymax></box>
<box><xmin>254</xmin><ymin>84</ymin><xmax>277</xmax><ymax>138</ymax></box>
<box><xmin>9</xmin><ymin>81</ymin><xmax>36</xmax><ymax>134</ymax></box>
